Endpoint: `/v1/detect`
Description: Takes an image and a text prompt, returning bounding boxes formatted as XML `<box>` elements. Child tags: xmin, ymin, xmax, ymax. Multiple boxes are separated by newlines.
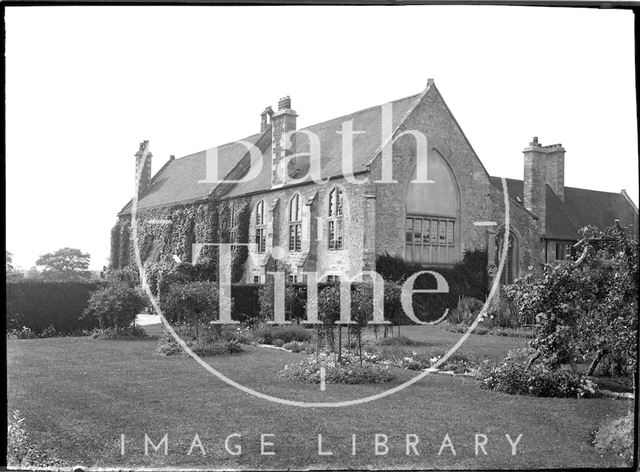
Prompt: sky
<box><xmin>5</xmin><ymin>5</ymin><xmax>638</xmax><ymax>271</ymax></box>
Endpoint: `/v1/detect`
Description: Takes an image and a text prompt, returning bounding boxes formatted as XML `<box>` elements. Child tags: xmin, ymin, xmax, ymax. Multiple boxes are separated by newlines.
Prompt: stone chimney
<box><xmin>261</xmin><ymin>106</ymin><xmax>273</xmax><ymax>133</ymax></box>
<box><xmin>523</xmin><ymin>137</ymin><xmax>567</xmax><ymax>234</ymax></box>
<box><xmin>135</xmin><ymin>140</ymin><xmax>152</xmax><ymax>199</ymax></box>
<box><xmin>271</xmin><ymin>96</ymin><xmax>297</xmax><ymax>188</ymax></box>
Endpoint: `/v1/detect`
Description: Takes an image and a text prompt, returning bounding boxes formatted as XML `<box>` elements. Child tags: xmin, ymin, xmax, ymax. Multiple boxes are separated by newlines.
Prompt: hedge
<box><xmin>6</xmin><ymin>280</ymin><xmax>106</xmax><ymax>334</ymax></box>
<box><xmin>376</xmin><ymin>249</ymin><xmax>489</xmax><ymax>323</ymax></box>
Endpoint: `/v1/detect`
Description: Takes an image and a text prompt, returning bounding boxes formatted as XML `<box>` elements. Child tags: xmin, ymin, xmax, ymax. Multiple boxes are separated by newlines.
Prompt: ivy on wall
<box><xmin>110</xmin><ymin>198</ymin><xmax>251</xmax><ymax>284</ymax></box>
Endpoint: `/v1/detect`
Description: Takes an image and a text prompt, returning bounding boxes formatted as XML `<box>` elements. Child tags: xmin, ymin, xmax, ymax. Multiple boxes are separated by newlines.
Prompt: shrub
<box><xmin>258</xmin><ymin>282</ymin><xmax>307</xmax><ymax>323</ymax></box>
<box><xmin>6</xmin><ymin>280</ymin><xmax>104</xmax><ymax>335</ymax></box>
<box><xmin>280</xmin><ymin>353</ymin><xmax>394</xmax><ymax>384</ymax></box>
<box><xmin>593</xmin><ymin>411</ymin><xmax>633</xmax><ymax>463</ymax></box>
<box><xmin>272</xmin><ymin>338</ymin><xmax>285</xmax><ymax>347</ymax></box>
<box><xmin>450</xmin><ymin>297</ymin><xmax>484</xmax><ymax>325</ymax></box>
<box><xmin>161</xmin><ymin>281</ymin><xmax>228</xmax><ymax>330</ymax></box>
<box><xmin>377</xmin><ymin>335</ymin><xmax>419</xmax><ymax>346</ymax></box>
<box><xmin>476</xmin><ymin>355</ymin><xmax>597</xmax><ymax>398</ymax></box>
<box><xmin>90</xmin><ymin>325</ymin><xmax>147</xmax><ymax>340</ymax></box>
<box><xmin>7</xmin><ymin>326</ymin><xmax>38</xmax><ymax>339</ymax></box>
<box><xmin>82</xmin><ymin>282</ymin><xmax>145</xmax><ymax>330</ymax></box>
<box><xmin>252</xmin><ymin>324</ymin><xmax>314</xmax><ymax>345</ymax></box>
<box><xmin>155</xmin><ymin>328</ymin><xmax>242</xmax><ymax>356</ymax></box>
<box><xmin>283</xmin><ymin>341</ymin><xmax>304</xmax><ymax>353</ymax></box>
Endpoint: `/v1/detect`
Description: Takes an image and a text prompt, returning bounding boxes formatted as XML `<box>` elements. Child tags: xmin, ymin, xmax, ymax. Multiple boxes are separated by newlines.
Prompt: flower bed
<box><xmin>279</xmin><ymin>353</ymin><xmax>394</xmax><ymax>384</ymax></box>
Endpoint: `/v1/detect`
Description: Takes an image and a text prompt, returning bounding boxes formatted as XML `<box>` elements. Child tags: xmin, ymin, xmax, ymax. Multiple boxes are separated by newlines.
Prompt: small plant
<box><xmin>272</xmin><ymin>338</ymin><xmax>285</xmax><ymax>347</ymax></box>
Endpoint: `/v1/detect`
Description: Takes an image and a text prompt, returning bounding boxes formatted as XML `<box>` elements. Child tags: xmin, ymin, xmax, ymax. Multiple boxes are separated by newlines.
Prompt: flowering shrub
<box><xmin>476</xmin><ymin>355</ymin><xmax>597</xmax><ymax>398</ymax></box>
<box><xmin>280</xmin><ymin>353</ymin><xmax>394</xmax><ymax>384</ymax></box>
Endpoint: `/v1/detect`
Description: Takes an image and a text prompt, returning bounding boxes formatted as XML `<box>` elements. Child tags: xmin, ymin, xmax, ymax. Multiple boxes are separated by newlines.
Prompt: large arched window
<box><xmin>255</xmin><ymin>200</ymin><xmax>266</xmax><ymax>253</ymax></box>
<box><xmin>327</xmin><ymin>187</ymin><xmax>344</xmax><ymax>250</ymax></box>
<box><xmin>289</xmin><ymin>193</ymin><xmax>302</xmax><ymax>252</ymax></box>
<box><xmin>405</xmin><ymin>150</ymin><xmax>459</xmax><ymax>265</ymax></box>
<box><xmin>495</xmin><ymin>230</ymin><xmax>519</xmax><ymax>285</ymax></box>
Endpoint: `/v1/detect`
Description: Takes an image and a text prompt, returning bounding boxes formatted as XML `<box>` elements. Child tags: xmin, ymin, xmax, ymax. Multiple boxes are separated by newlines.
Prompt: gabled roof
<box><xmin>489</xmin><ymin>177</ymin><xmax>638</xmax><ymax>239</ymax></box>
<box><xmin>119</xmin><ymin>133</ymin><xmax>262</xmax><ymax>214</ymax></box>
<box><xmin>120</xmin><ymin>92</ymin><xmax>422</xmax><ymax>213</ymax></box>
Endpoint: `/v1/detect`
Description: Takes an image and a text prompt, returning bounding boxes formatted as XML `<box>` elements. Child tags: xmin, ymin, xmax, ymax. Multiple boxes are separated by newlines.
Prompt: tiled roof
<box><xmin>120</xmin><ymin>92</ymin><xmax>422</xmax><ymax>213</ymax></box>
<box><xmin>222</xmin><ymin>93</ymin><xmax>422</xmax><ymax>198</ymax></box>
<box><xmin>489</xmin><ymin>177</ymin><xmax>637</xmax><ymax>239</ymax></box>
<box><xmin>119</xmin><ymin>133</ymin><xmax>262</xmax><ymax>213</ymax></box>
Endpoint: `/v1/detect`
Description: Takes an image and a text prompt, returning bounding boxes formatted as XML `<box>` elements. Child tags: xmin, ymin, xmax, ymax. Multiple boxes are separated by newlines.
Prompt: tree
<box><xmin>36</xmin><ymin>247</ymin><xmax>91</xmax><ymax>282</ymax></box>
<box><xmin>506</xmin><ymin>222</ymin><xmax>638</xmax><ymax>378</ymax></box>
<box><xmin>6</xmin><ymin>251</ymin><xmax>24</xmax><ymax>281</ymax></box>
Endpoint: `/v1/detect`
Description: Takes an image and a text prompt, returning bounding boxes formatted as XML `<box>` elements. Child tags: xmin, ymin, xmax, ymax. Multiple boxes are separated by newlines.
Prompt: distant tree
<box><xmin>6</xmin><ymin>250</ymin><xmax>14</xmax><ymax>272</ymax></box>
<box><xmin>24</xmin><ymin>266</ymin><xmax>42</xmax><ymax>279</ymax></box>
<box><xmin>6</xmin><ymin>251</ymin><xmax>24</xmax><ymax>281</ymax></box>
<box><xmin>36</xmin><ymin>247</ymin><xmax>91</xmax><ymax>282</ymax></box>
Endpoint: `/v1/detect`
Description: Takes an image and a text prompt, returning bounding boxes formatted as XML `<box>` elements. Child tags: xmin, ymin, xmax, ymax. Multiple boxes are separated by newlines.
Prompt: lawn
<box><xmin>7</xmin><ymin>326</ymin><xmax>634</xmax><ymax>469</ymax></box>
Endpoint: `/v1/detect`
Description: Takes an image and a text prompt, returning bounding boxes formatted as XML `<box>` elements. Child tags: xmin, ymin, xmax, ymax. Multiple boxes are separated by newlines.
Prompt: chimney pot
<box><xmin>278</xmin><ymin>96</ymin><xmax>292</xmax><ymax>110</ymax></box>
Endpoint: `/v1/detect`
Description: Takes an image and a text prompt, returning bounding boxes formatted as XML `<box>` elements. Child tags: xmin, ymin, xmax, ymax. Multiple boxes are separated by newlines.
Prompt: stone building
<box><xmin>114</xmin><ymin>80</ymin><xmax>638</xmax><ymax>285</ymax></box>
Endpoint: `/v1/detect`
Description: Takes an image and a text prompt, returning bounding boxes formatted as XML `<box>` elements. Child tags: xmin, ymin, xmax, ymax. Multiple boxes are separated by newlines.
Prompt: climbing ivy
<box><xmin>110</xmin><ymin>198</ymin><xmax>251</xmax><ymax>284</ymax></box>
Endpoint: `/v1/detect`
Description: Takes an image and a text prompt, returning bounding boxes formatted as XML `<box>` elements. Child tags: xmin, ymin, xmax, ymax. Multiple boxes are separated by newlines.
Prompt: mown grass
<box><xmin>7</xmin><ymin>327</ymin><xmax>634</xmax><ymax>470</ymax></box>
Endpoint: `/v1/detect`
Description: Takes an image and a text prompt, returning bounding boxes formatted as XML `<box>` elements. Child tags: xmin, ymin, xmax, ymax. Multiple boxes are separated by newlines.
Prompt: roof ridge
<box><xmin>299</xmin><ymin>92</ymin><xmax>422</xmax><ymax>132</ymax></box>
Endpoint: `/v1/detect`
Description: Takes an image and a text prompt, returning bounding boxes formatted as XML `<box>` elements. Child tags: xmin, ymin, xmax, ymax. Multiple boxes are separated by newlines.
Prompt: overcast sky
<box><xmin>6</xmin><ymin>5</ymin><xmax>637</xmax><ymax>271</ymax></box>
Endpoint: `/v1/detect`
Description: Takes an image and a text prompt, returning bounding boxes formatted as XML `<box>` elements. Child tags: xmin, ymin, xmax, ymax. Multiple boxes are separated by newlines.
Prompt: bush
<box><xmin>377</xmin><ymin>335</ymin><xmax>419</xmax><ymax>346</ymax></box>
<box><xmin>258</xmin><ymin>282</ymin><xmax>308</xmax><ymax>323</ymax></box>
<box><xmin>593</xmin><ymin>411</ymin><xmax>633</xmax><ymax>463</ymax></box>
<box><xmin>82</xmin><ymin>283</ymin><xmax>146</xmax><ymax>330</ymax></box>
<box><xmin>155</xmin><ymin>328</ymin><xmax>243</xmax><ymax>356</ymax></box>
<box><xmin>272</xmin><ymin>338</ymin><xmax>284</xmax><ymax>347</ymax></box>
<box><xmin>90</xmin><ymin>325</ymin><xmax>147</xmax><ymax>340</ymax></box>
<box><xmin>280</xmin><ymin>353</ymin><xmax>394</xmax><ymax>384</ymax></box>
<box><xmin>476</xmin><ymin>354</ymin><xmax>597</xmax><ymax>398</ymax></box>
<box><xmin>253</xmin><ymin>324</ymin><xmax>314</xmax><ymax>345</ymax></box>
<box><xmin>161</xmin><ymin>281</ymin><xmax>226</xmax><ymax>325</ymax></box>
<box><xmin>283</xmin><ymin>341</ymin><xmax>305</xmax><ymax>352</ymax></box>
<box><xmin>450</xmin><ymin>297</ymin><xmax>484</xmax><ymax>325</ymax></box>
<box><xmin>6</xmin><ymin>280</ymin><xmax>104</xmax><ymax>335</ymax></box>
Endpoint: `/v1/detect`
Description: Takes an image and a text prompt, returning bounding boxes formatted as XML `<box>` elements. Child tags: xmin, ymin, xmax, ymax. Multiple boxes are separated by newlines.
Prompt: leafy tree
<box><xmin>36</xmin><ymin>247</ymin><xmax>91</xmax><ymax>282</ymax></box>
<box><xmin>506</xmin><ymin>222</ymin><xmax>638</xmax><ymax>377</ymax></box>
